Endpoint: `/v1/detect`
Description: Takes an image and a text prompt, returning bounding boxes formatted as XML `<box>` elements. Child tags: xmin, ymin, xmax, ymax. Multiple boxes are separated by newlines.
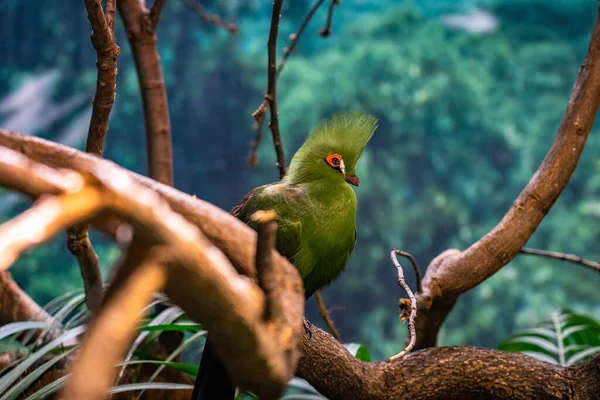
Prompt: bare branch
<box><xmin>413</xmin><ymin>4</ymin><xmax>600</xmax><ymax>349</ymax></box>
<box><xmin>249</xmin><ymin>0</ymin><xmax>327</xmax><ymax>167</ymax></box>
<box><xmin>259</xmin><ymin>0</ymin><xmax>286</xmax><ymax>179</ymax></box>
<box><xmin>184</xmin><ymin>0</ymin><xmax>238</xmax><ymax>34</ymax></box>
<box><xmin>388</xmin><ymin>250</ymin><xmax>417</xmax><ymax>362</ymax></box>
<box><xmin>83</xmin><ymin>0</ymin><xmax>119</xmax><ymax>156</ymax></box>
<box><xmin>319</xmin><ymin>0</ymin><xmax>339</xmax><ymax>37</ymax></box>
<box><xmin>75</xmin><ymin>0</ymin><xmax>120</xmax><ymax>314</ymax></box>
<box><xmin>519</xmin><ymin>247</ymin><xmax>600</xmax><ymax>274</ymax></box>
<box><xmin>149</xmin><ymin>0</ymin><xmax>166</xmax><ymax>29</ymax></box>
<box><xmin>393</xmin><ymin>249</ymin><xmax>422</xmax><ymax>293</ymax></box>
<box><xmin>278</xmin><ymin>0</ymin><xmax>327</xmax><ymax>75</ymax></box>
<box><xmin>315</xmin><ymin>290</ymin><xmax>341</xmax><ymax>342</ymax></box>
<box><xmin>118</xmin><ymin>0</ymin><xmax>173</xmax><ymax>185</ymax></box>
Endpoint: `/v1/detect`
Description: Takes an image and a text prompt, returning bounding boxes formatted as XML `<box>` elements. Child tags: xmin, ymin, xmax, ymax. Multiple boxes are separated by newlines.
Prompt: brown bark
<box><xmin>0</xmin><ymin>144</ymin><xmax>304</xmax><ymax>399</ymax></box>
<box><xmin>298</xmin><ymin>323</ymin><xmax>599</xmax><ymax>400</ymax></box>
<box><xmin>118</xmin><ymin>0</ymin><xmax>173</xmax><ymax>185</ymax></box>
<box><xmin>71</xmin><ymin>0</ymin><xmax>121</xmax><ymax>314</ymax></box>
<box><xmin>413</xmin><ymin>4</ymin><xmax>600</xmax><ymax>349</ymax></box>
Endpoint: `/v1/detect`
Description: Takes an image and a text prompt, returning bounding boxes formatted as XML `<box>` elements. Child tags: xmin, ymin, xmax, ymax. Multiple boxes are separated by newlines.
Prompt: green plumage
<box><xmin>233</xmin><ymin>111</ymin><xmax>378</xmax><ymax>296</ymax></box>
<box><xmin>193</xmin><ymin>111</ymin><xmax>377</xmax><ymax>400</ymax></box>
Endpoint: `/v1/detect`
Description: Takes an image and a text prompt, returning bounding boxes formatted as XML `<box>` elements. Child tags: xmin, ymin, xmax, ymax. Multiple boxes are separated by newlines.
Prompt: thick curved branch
<box><xmin>413</xmin><ymin>5</ymin><xmax>600</xmax><ymax>349</ymax></box>
<box><xmin>297</xmin><ymin>323</ymin><xmax>599</xmax><ymax>400</ymax></box>
<box><xmin>118</xmin><ymin>0</ymin><xmax>173</xmax><ymax>185</ymax></box>
<box><xmin>0</xmin><ymin>143</ymin><xmax>304</xmax><ymax>399</ymax></box>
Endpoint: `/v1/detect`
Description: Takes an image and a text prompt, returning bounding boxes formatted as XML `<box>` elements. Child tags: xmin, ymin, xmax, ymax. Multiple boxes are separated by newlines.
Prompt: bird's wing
<box><xmin>230</xmin><ymin>184</ymin><xmax>305</xmax><ymax>271</ymax></box>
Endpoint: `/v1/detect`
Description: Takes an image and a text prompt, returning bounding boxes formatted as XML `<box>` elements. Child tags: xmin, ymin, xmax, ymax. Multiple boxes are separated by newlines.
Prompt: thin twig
<box><xmin>319</xmin><ymin>0</ymin><xmax>339</xmax><ymax>37</ymax></box>
<box><xmin>72</xmin><ymin>0</ymin><xmax>120</xmax><ymax>314</ymax></box>
<box><xmin>388</xmin><ymin>250</ymin><xmax>417</xmax><ymax>362</ymax></box>
<box><xmin>519</xmin><ymin>247</ymin><xmax>600</xmax><ymax>274</ymax></box>
<box><xmin>251</xmin><ymin>0</ymin><xmax>286</xmax><ymax>178</ymax></box>
<box><xmin>248</xmin><ymin>0</ymin><xmax>327</xmax><ymax>166</ymax></box>
<box><xmin>393</xmin><ymin>250</ymin><xmax>423</xmax><ymax>293</ymax></box>
<box><xmin>315</xmin><ymin>291</ymin><xmax>341</xmax><ymax>342</ymax></box>
<box><xmin>149</xmin><ymin>0</ymin><xmax>166</xmax><ymax>29</ymax></box>
<box><xmin>184</xmin><ymin>0</ymin><xmax>238</xmax><ymax>34</ymax></box>
<box><xmin>278</xmin><ymin>0</ymin><xmax>327</xmax><ymax>75</ymax></box>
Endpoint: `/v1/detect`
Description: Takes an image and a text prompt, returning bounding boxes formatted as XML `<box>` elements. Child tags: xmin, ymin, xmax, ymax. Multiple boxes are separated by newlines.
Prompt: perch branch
<box><xmin>519</xmin><ymin>247</ymin><xmax>600</xmax><ymax>274</ymax></box>
<box><xmin>105</xmin><ymin>0</ymin><xmax>116</xmax><ymax>31</ymax></box>
<box><xmin>412</xmin><ymin>4</ymin><xmax>600</xmax><ymax>349</ymax></box>
<box><xmin>315</xmin><ymin>291</ymin><xmax>341</xmax><ymax>342</ymax></box>
<box><xmin>184</xmin><ymin>0</ymin><xmax>238</xmax><ymax>34</ymax></box>
<box><xmin>319</xmin><ymin>0</ymin><xmax>338</xmax><ymax>37</ymax></box>
<box><xmin>388</xmin><ymin>250</ymin><xmax>417</xmax><ymax>362</ymax></box>
<box><xmin>118</xmin><ymin>0</ymin><xmax>173</xmax><ymax>185</ymax></box>
<box><xmin>0</xmin><ymin>143</ymin><xmax>304</xmax><ymax>399</ymax></box>
<box><xmin>296</xmin><ymin>323</ymin><xmax>600</xmax><ymax>400</ymax></box>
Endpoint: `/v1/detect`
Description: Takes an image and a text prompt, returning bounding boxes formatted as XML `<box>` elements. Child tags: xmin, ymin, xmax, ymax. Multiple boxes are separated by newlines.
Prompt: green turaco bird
<box><xmin>192</xmin><ymin>111</ymin><xmax>378</xmax><ymax>400</ymax></box>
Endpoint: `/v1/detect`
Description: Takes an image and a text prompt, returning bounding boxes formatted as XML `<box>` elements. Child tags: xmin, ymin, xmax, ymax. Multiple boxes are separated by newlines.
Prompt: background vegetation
<box><xmin>1</xmin><ymin>0</ymin><xmax>599</xmax><ymax>360</ymax></box>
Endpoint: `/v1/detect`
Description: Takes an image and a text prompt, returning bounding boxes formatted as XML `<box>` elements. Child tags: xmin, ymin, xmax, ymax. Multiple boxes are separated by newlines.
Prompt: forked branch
<box><xmin>413</xmin><ymin>4</ymin><xmax>600</xmax><ymax>349</ymax></box>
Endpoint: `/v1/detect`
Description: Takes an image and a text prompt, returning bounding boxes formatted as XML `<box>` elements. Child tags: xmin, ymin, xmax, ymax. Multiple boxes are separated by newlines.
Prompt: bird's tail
<box><xmin>191</xmin><ymin>334</ymin><xmax>236</xmax><ymax>400</ymax></box>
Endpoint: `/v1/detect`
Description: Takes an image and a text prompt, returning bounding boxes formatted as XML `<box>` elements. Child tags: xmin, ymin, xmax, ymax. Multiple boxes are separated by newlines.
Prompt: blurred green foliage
<box><xmin>1</xmin><ymin>0</ymin><xmax>600</xmax><ymax>360</ymax></box>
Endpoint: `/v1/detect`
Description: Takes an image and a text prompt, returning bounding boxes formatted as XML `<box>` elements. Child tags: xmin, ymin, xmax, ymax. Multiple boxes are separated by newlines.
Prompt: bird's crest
<box><xmin>286</xmin><ymin>111</ymin><xmax>378</xmax><ymax>182</ymax></box>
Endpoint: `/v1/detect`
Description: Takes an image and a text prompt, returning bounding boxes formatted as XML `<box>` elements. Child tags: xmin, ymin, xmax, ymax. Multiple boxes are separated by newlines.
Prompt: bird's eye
<box><xmin>325</xmin><ymin>153</ymin><xmax>343</xmax><ymax>170</ymax></box>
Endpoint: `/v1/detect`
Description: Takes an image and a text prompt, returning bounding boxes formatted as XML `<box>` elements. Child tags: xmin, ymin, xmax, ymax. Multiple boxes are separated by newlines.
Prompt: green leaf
<box><xmin>343</xmin><ymin>343</ymin><xmax>371</xmax><ymax>361</ymax></box>
<box><xmin>505</xmin><ymin>336</ymin><xmax>559</xmax><ymax>354</ymax></box>
<box><xmin>0</xmin><ymin>322</ymin><xmax>49</xmax><ymax>341</ymax></box>
<box><xmin>23</xmin><ymin>375</ymin><xmax>70</xmax><ymax>400</ymax></box>
<box><xmin>520</xmin><ymin>351</ymin><xmax>558</xmax><ymax>364</ymax></box>
<box><xmin>566</xmin><ymin>346</ymin><xmax>600</xmax><ymax>366</ymax></box>
<box><xmin>108</xmin><ymin>382</ymin><xmax>193</xmax><ymax>394</ymax></box>
<box><xmin>137</xmin><ymin>322</ymin><xmax>204</xmax><ymax>333</ymax></box>
<box><xmin>288</xmin><ymin>377</ymin><xmax>320</xmax><ymax>394</ymax></box>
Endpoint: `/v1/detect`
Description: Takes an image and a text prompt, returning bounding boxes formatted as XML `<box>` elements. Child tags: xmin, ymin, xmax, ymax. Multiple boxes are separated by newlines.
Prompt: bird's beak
<box><xmin>345</xmin><ymin>175</ymin><xmax>359</xmax><ymax>186</ymax></box>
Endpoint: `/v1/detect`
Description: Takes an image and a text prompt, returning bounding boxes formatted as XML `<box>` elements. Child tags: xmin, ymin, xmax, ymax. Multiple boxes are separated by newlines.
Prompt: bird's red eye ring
<box><xmin>325</xmin><ymin>153</ymin><xmax>342</xmax><ymax>168</ymax></box>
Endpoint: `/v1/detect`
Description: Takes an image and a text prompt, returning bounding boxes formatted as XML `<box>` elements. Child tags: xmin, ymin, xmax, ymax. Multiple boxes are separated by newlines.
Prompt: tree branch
<box><xmin>319</xmin><ymin>0</ymin><xmax>338</xmax><ymax>37</ymax></box>
<box><xmin>149</xmin><ymin>0</ymin><xmax>166</xmax><ymax>30</ymax></box>
<box><xmin>0</xmin><ymin>142</ymin><xmax>304</xmax><ymax>399</ymax></box>
<box><xmin>314</xmin><ymin>290</ymin><xmax>341</xmax><ymax>342</ymax></box>
<box><xmin>184</xmin><ymin>0</ymin><xmax>238</xmax><ymax>34</ymax></box>
<box><xmin>413</xmin><ymin>4</ymin><xmax>600</xmax><ymax>349</ymax></box>
<box><xmin>388</xmin><ymin>250</ymin><xmax>417</xmax><ymax>362</ymax></box>
<box><xmin>519</xmin><ymin>247</ymin><xmax>600</xmax><ymax>274</ymax></box>
<box><xmin>297</xmin><ymin>323</ymin><xmax>600</xmax><ymax>400</ymax></box>
<box><xmin>118</xmin><ymin>0</ymin><xmax>173</xmax><ymax>185</ymax></box>
<box><xmin>252</xmin><ymin>0</ymin><xmax>286</xmax><ymax>179</ymax></box>
<box><xmin>73</xmin><ymin>0</ymin><xmax>120</xmax><ymax>314</ymax></box>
